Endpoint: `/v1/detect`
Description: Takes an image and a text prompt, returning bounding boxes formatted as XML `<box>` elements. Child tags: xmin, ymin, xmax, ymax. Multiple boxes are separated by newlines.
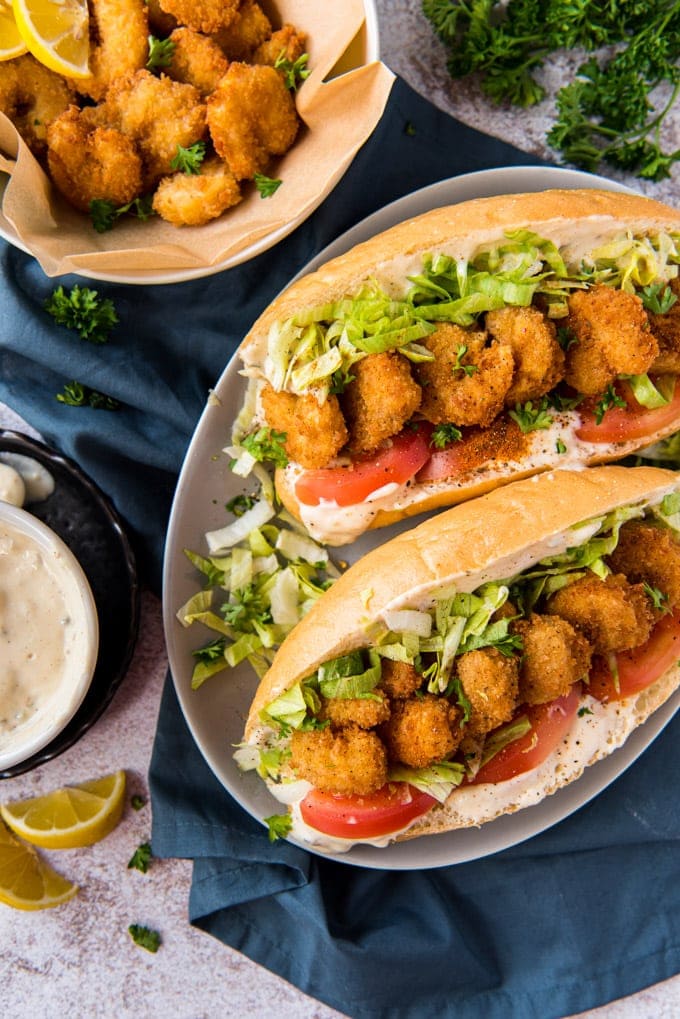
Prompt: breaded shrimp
<box><xmin>165</xmin><ymin>27</ymin><xmax>229</xmax><ymax>96</ymax></box>
<box><xmin>206</xmin><ymin>62</ymin><xmax>298</xmax><ymax>180</ymax></box>
<box><xmin>97</xmin><ymin>70</ymin><xmax>206</xmax><ymax>185</ymax></box>
<box><xmin>260</xmin><ymin>384</ymin><xmax>348</xmax><ymax>469</ymax></box>
<box><xmin>485</xmin><ymin>305</ymin><xmax>566</xmax><ymax>405</ymax></box>
<box><xmin>380</xmin><ymin>660</ymin><xmax>423</xmax><ymax>700</ymax></box>
<box><xmin>513</xmin><ymin>613</ymin><xmax>592</xmax><ymax>705</ymax></box>
<box><xmin>417</xmin><ymin>325</ymin><xmax>514</xmax><ymax>428</ymax></box>
<box><xmin>341</xmin><ymin>351</ymin><xmax>422</xmax><ymax>454</ymax></box>
<box><xmin>456</xmin><ymin>647</ymin><xmax>519</xmax><ymax>738</ymax></box>
<box><xmin>564</xmin><ymin>285</ymin><xmax>658</xmax><ymax>396</ymax></box>
<box><xmin>212</xmin><ymin>0</ymin><xmax>271</xmax><ymax>61</ymax></box>
<box><xmin>320</xmin><ymin>691</ymin><xmax>391</xmax><ymax>730</ymax></box>
<box><xmin>608</xmin><ymin>520</ymin><xmax>680</xmax><ymax>613</ymax></box>
<box><xmin>69</xmin><ymin>0</ymin><xmax>149</xmax><ymax>101</ymax></box>
<box><xmin>158</xmin><ymin>0</ymin><xmax>240</xmax><ymax>35</ymax></box>
<box><xmin>47</xmin><ymin>106</ymin><xmax>143</xmax><ymax>212</ymax></box>
<box><xmin>253</xmin><ymin>24</ymin><xmax>307</xmax><ymax>67</ymax></box>
<box><xmin>0</xmin><ymin>54</ymin><xmax>75</xmax><ymax>159</ymax></box>
<box><xmin>546</xmin><ymin>573</ymin><xmax>654</xmax><ymax>654</ymax></box>
<box><xmin>152</xmin><ymin>155</ymin><xmax>241</xmax><ymax>225</ymax></box>
<box><xmin>146</xmin><ymin>0</ymin><xmax>177</xmax><ymax>36</ymax></box>
<box><xmin>290</xmin><ymin>724</ymin><xmax>387</xmax><ymax>796</ymax></box>
<box><xmin>380</xmin><ymin>695</ymin><xmax>462</xmax><ymax>769</ymax></box>
<box><xmin>649</xmin><ymin>278</ymin><xmax>680</xmax><ymax>373</ymax></box>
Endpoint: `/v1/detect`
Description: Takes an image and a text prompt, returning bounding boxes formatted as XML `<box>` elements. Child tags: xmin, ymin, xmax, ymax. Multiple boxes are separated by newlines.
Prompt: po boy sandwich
<box><xmin>232</xmin><ymin>188</ymin><xmax>680</xmax><ymax>546</ymax></box>
<box><xmin>236</xmin><ymin>465</ymin><xmax>680</xmax><ymax>851</ymax></box>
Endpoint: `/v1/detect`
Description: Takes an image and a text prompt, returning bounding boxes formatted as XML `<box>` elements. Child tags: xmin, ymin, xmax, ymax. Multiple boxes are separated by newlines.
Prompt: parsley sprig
<box><xmin>90</xmin><ymin>195</ymin><xmax>155</xmax><ymax>233</ymax></box>
<box><xmin>147</xmin><ymin>34</ymin><xmax>175</xmax><ymax>70</ymax></box>
<box><xmin>171</xmin><ymin>141</ymin><xmax>206</xmax><ymax>175</ymax></box>
<box><xmin>45</xmin><ymin>284</ymin><xmax>118</xmax><ymax>344</ymax></box>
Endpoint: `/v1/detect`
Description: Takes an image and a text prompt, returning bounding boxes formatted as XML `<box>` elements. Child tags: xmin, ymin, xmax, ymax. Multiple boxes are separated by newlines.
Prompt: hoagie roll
<box><xmin>231</xmin><ymin>189</ymin><xmax>680</xmax><ymax>546</ymax></box>
<box><xmin>237</xmin><ymin>466</ymin><xmax>680</xmax><ymax>851</ymax></box>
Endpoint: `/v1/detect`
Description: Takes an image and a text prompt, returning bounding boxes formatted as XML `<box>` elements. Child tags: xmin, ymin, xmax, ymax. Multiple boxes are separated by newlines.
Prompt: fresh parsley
<box><xmin>453</xmin><ymin>343</ymin><xmax>477</xmax><ymax>376</ymax></box>
<box><xmin>430</xmin><ymin>423</ymin><xmax>463</xmax><ymax>448</ymax></box>
<box><xmin>226</xmin><ymin>493</ymin><xmax>257</xmax><ymax>516</ymax></box>
<box><xmin>644</xmin><ymin>583</ymin><xmax>669</xmax><ymax>612</ymax></box>
<box><xmin>329</xmin><ymin>366</ymin><xmax>355</xmax><ymax>394</ymax></box>
<box><xmin>240</xmin><ymin>427</ymin><xmax>288</xmax><ymax>467</ymax></box>
<box><xmin>128</xmin><ymin>842</ymin><xmax>153</xmax><ymax>873</ymax></box>
<box><xmin>265</xmin><ymin>813</ymin><xmax>293</xmax><ymax>841</ymax></box>
<box><xmin>594</xmin><ymin>384</ymin><xmax>626</xmax><ymax>424</ymax></box>
<box><xmin>128</xmin><ymin>924</ymin><xmax>161</xmax><ymax>953</ymax></box>
<box><xmin>90</xmin><ymin>195</ymin><xmax>155</xmax><ymax>233</ymax></box>
<box><xmin>508</xmin><ymin>397</ymin><xmax>553</xmax><ymax>433</ymax></box>
<box><xmin>641</xmin><ymin>282</ymin><xmax>678</xmax><ymax>315</ymax></box>
<box><xmin>56</xmin><ymin>381</ymin><xmax>120</xmax><ymax>410</ymax></box>
<box><xmin>131</xmin><ymin>794</ymin><xmax>146</xmax><ymax>811</ymax></box>
<box><xmin>274</xmin><ymin>50</ymin><xmax>310</xmax><ymax>90</ymax></box>
<box><xmin>44</xmin><ymin>285</ymin><xmax>118</xmax><ymax>344</ymax></box>
<box><xmin>170</xmin><ymin>141</ymin><xmax>206</xmax><ymax>175</ymax></box>
<box><xmin>254</xmin><ymin>173</ymin><xmax>282</xmax><ymax>198</ymax></box>
<box><xmin>147</xmin><ymin>34</ymin><xmax>175</xmax><ymax>70</ymax></box>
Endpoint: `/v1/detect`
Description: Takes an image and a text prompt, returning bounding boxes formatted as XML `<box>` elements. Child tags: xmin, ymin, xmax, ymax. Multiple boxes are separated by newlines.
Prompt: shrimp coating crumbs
<box><xmin>0</xmin><ymin>54</ymin><xmax>74</xmax><ymax>159</ymax></box>
<box><xmin>381</xmin><ymin>695</ymin><xmax>462</xmax><ymax>769</ymax></box>
<box><xmin>649</xmin><ymin>278</ymin><xmax>680</xmax><ymax>373</ymax></box>
<box><xmin>456</xmin><ymin>648</ymin><xmax>519</xmax><ymax>738</ymax></box>
<box><xmin>417</xmin><ymin>326</ymin><xmax>515</xmax><ymax>428</ymax></box>
<box><xmin>207</xmin><ymin>62</ymin><xmax>299</xmax><ymax>180</ymax></box>
<box><xmin>290</xmin><ymin>725</ymin><xmax>387</xmax><ymax>796</ymax></box>
<box><xmin>607</xmin><ymin>520</ymin><xmax>680</xmax><ymax>612</ymax></box>
<box><xmin>341</xmin><ymin>352</ymin><xmax>422</xmax><ymax>454</ymax></box>
<box><xmin>166</xmin><ymin>28</ymin><xmax>230</xmax><ymax>96</ymax></box>
<box><xmin>260</xmin><ymin>384</ymin><xmax>348</xmax><ymax>470</ymax></box>
<box><xmin>254</xmin><ymin>25</ymin><xmax>307</xmax><ymax>67</ymax></box>
<box><xmin>319</xmin><ymin>692</ymin><xmax>391</xmax><ymax>730</ymax></box>
<box><xmin>380</xmin><ymin>660</ymin><xmax>423</xmax><ymax>700</ymax></box>
<box><xmin>485</xmin><ymin>305</ymin><xmax>566</xmax><ymax>406</ymax></box>
<box><xmin>158</xmin><ymin>0</ymin><xmax>240</xmax><ymax>35</ymax></box>
<box><xmin>212</xmin><ymin>0</ymin><xmax>272</xmax><ymax>61</ymax></box>
<box><xmin>564</xmin><ymin>285</ymin><xmax>658</xmax><ymax>396</ymax></box>
<box><xmin>47</xmin><ymin>106</ymin><xmax>143</xmax><ymax>212</ymax></box>
<box><xmin>96</xmin><ymin>70</ymin><xmax>206</xmax><ymax>185</ymax></box>
<box><xmin>152</xmin><ymin>155</ymin><xmax>241</xmax><ymax>226</ymax></box>
<box><xmin>513</xmin><ymin>613</ymin><xmax>592</xmax><ymax>705</ymax></box>
<box><xmin>69</xmin><ymin>0</ymin><xmax>149</xmax><ymax>101</ymax></box>
<box><xmin>546</xmin><ymin>573</ymin><xmax>654</xmax><ymax>654</ymax></box>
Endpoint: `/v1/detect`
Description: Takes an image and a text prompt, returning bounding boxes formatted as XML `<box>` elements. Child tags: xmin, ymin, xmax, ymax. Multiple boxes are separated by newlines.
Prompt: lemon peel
<box><xmin>12</xmin><ymin>0</ymin><xmax>89</xmax><ymax>77</ymax></box>
<box><xmin>0</xmin><ymin>0</ymin><xmax>27</xmax><ymax>60</ymax></box>
<box><xmin>0</xmin><ymin>820</ymin><xmax>78</xmax><ymax>910</ymax></box>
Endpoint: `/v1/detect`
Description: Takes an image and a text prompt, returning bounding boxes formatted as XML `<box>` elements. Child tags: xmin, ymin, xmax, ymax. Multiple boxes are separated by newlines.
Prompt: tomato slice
<box><xmin>299</xmin><ymin>782</ymin><xmax>437</xmax><ymax>839</ymax></box>
<box><xmin>588</xmin><ymin>609</ymin><xmax>680</xmax><ymax>703</ymax></box>
<box><xmin>576</xmin><ymin>378</ymin><xmax>680</xmax><ymax>444</ymax></box>
<box><xmin>294</xmin><ymin>426</ymin><xmax>432</xmax><ymax>507</ymax></box>
<box><xmin>470</xmin><ymin>684</ymin><xmax>582</xmax><ymax>786</ymax></box>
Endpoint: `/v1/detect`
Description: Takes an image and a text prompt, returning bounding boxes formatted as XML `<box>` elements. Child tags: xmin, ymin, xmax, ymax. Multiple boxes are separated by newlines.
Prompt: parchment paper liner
<box><xmin>0</xmin><ymin>0</ymin><xmax>394</xmax><ymax>278</ymax></box>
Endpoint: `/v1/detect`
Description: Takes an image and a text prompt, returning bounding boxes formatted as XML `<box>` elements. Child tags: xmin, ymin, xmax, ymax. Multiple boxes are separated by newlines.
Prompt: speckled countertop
<box><xmin>2</xmin><ymin>3</ymin><xmax>680</xmax><ymax>1018</ymax></box>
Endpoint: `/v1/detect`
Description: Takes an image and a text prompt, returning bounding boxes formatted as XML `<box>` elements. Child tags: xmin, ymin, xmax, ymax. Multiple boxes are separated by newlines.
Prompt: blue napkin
<box><xmin>1</xmin><ymin>76</ymin><xmax>678</xmax><ymax>1018</ymax></box>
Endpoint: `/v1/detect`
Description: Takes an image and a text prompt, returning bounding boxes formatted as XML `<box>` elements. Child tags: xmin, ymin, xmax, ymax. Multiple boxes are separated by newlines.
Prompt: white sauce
<box><xmin>0</xmin><ymin>464</ymin><xmax>25</xmax><ymax>507</ymax></box>
<box><xmin>0</xmin><ymin>453</ymin><xmax>55</xmax><ymax>503</ymax></box>
<box><xmin>0</xmin><ymin>515</ymin><xmax>95</xmax><ymax>761</ymax></box>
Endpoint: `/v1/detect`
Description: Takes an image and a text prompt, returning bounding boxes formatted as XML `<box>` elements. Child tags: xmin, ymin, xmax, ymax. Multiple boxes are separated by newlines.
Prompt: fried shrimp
<box><xmin>564</xmin><ymin>285</ymin><xmax>658</xmax><ymax>396</ymax></box>
<box><xmin>70</xmin><ymin>0</ymin><xmax>149</xmax><ymax>101</ymax></box>
<box><xmin>158</xmin><ymin>0</ymin><xmax>240</xmax><ymax>35</ymax></box>
<box><xmin>380</xmin><ymin>660</ymin><xmax>422</xmax><ymax>700</ymax></box>
<box><xmin>206</xmin><ymin>62</ymin><xmax>299</xmax><ymax>180</ymax></box>
<box><xmin>165</xmin><ymin>28</ymin><xmax>229</xmax><ymax>96</ymax></box>
<box><xmin>253</xmin><ymin>24</ymin><xmax>307</xmax><ymax>66</ymax></box>
<box><xmin>47</xmin><ymin>105</ymin><xmax>143</xmax><ymax>212</ymax></box>
<box><xmin>380</xmin><ymin>695</ymin><xmax>462</xmax><ymax>769</ymax></box>
<box><xmin>260</xmin><ymin>384</ymin><xmax>348</xmax><ymax>469</ymax></box>
<box><xmin>320</xmin><ymin>691</ymin><xmax>391</xmax><ymax>730</ymax></box>
<box><xmin>290</xmin><ymin>725</ymin><xmax>387</xmax><ymax>796</ymax></box>
<box><xmin>417</xmin><ymin>325</ymin><xmax>515</xmax><ymax>428</ymax></box>
<box><xmin>608</xmin><ymin>520</ymin><xmax>680</xmax><ymax>613</ymax></box>
<box><xmin>97</xmin><ymin>70</ymin><xmax>206</xmax><ymax>185</ymax></box>
<box><xmin>212</xmin><ymin>0</ymin><xmax>271</xmax><ymax>61</ymax></box>
<box><xmin>0</xmin><ymin>54</ymin><xmax>75</xmax><ymax>159</ymax></box>
<box><xmin>152</xmin><ymin>155</ymin><xmax>241</xmax><ymax>225</ymax></box>
<box><xmin>456</xmin><ymin>648</ymin><xmax>519</xmax><ymax>738</ymax></box>
<box><xmin>546</xmin><ymin>573</ymin><xmax>654</xmax><ymax>654</ymax></box>
<box><xmin>514</xmin><ymin>613</ymin><xmax>592</xmax><ymax>705</ymax></box>
<box><xmin>341</xmin><ymin>352</ymin><xmax>422</xmax><ymax>454</ymax></box>
<box><xmin>485</xmin><ymin>305</ymin><xmax>566</xmax><ymax>405</ymax></box>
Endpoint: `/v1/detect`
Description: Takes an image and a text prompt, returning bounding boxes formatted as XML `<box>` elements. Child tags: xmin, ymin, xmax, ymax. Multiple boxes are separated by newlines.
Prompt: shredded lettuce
<box><xmin>388</xmin><ymin>761</ymin><xmax>465</xmax><ymax>803</ymax></box>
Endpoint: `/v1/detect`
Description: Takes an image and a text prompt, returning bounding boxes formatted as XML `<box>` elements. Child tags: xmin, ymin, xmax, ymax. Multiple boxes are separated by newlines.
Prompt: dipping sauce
<box><xmin>0</xmin><ymin>505</ymin><xmax>98</xmax><ymax>768</ymax></box>
<box><xmin>0</xmin><ymin>463</ymin><xmax>25</xmax><ymax>507</ymax></box>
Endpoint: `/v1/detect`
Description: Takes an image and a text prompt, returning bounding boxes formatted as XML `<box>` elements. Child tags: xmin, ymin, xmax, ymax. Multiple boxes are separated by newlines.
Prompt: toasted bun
<box><xmin>245</xmin><ymin>465</ymin><xmax>680</xmax><ymax>846</ymax></box>
<box><xmin>239</xmin><ymin>189</ymin><xmax>680</xmax><ymax>544</ymax></box>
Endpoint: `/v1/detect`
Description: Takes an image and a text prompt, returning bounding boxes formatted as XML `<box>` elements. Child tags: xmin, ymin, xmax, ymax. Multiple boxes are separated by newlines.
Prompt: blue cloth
<box><xmin>1</xmin><ymin>76</ymin><xmax>679</xmax><ymax>1018</ymax></box>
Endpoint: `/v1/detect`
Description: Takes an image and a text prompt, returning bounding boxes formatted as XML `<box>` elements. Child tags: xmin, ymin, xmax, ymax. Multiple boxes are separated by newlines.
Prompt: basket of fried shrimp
<box><xmin>0</xmin><ymin>0</ymin><xmax>392</xmax><ymax>281</ymax></box>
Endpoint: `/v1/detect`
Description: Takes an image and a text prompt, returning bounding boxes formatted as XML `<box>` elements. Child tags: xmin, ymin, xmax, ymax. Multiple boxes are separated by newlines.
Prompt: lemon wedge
<box><xmin>0</xmin><ymin>770</ymin><xmax>127</xmax><ymax>849</ymax></box>
<box><xmin>0</xmin><ymin>0</ymin><xmax>27</xmax><ymax>60</ymax></box>
<box><xmin>12</xmin><ymin>0</ymin><xmax>89</xmax><ymax>77</ymax></box>
<box><xmin>0</xmin><ymin>820</ymin><xmax>78</xmax><ymax>910</ymax></box>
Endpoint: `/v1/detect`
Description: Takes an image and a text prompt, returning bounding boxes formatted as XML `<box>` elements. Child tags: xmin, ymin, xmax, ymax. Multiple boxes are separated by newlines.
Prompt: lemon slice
<box><xmin>0</xmin><ymin>770</ymin><xmax>127</xmax><ymax>849</ymax></box>
<box><xmin>0</xmin><ymin>0</ymin><xmax>27</xmax><ymax>59</ymax></box>
<box><xmin>12</xmin><ymin>0</ymin><xmax>89</xmax><ymax>77</ymax></box>
<box><xmin>0</xmin><ymin>821</ymin><xmax>78</xmax><ymax>910</ymax></box>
